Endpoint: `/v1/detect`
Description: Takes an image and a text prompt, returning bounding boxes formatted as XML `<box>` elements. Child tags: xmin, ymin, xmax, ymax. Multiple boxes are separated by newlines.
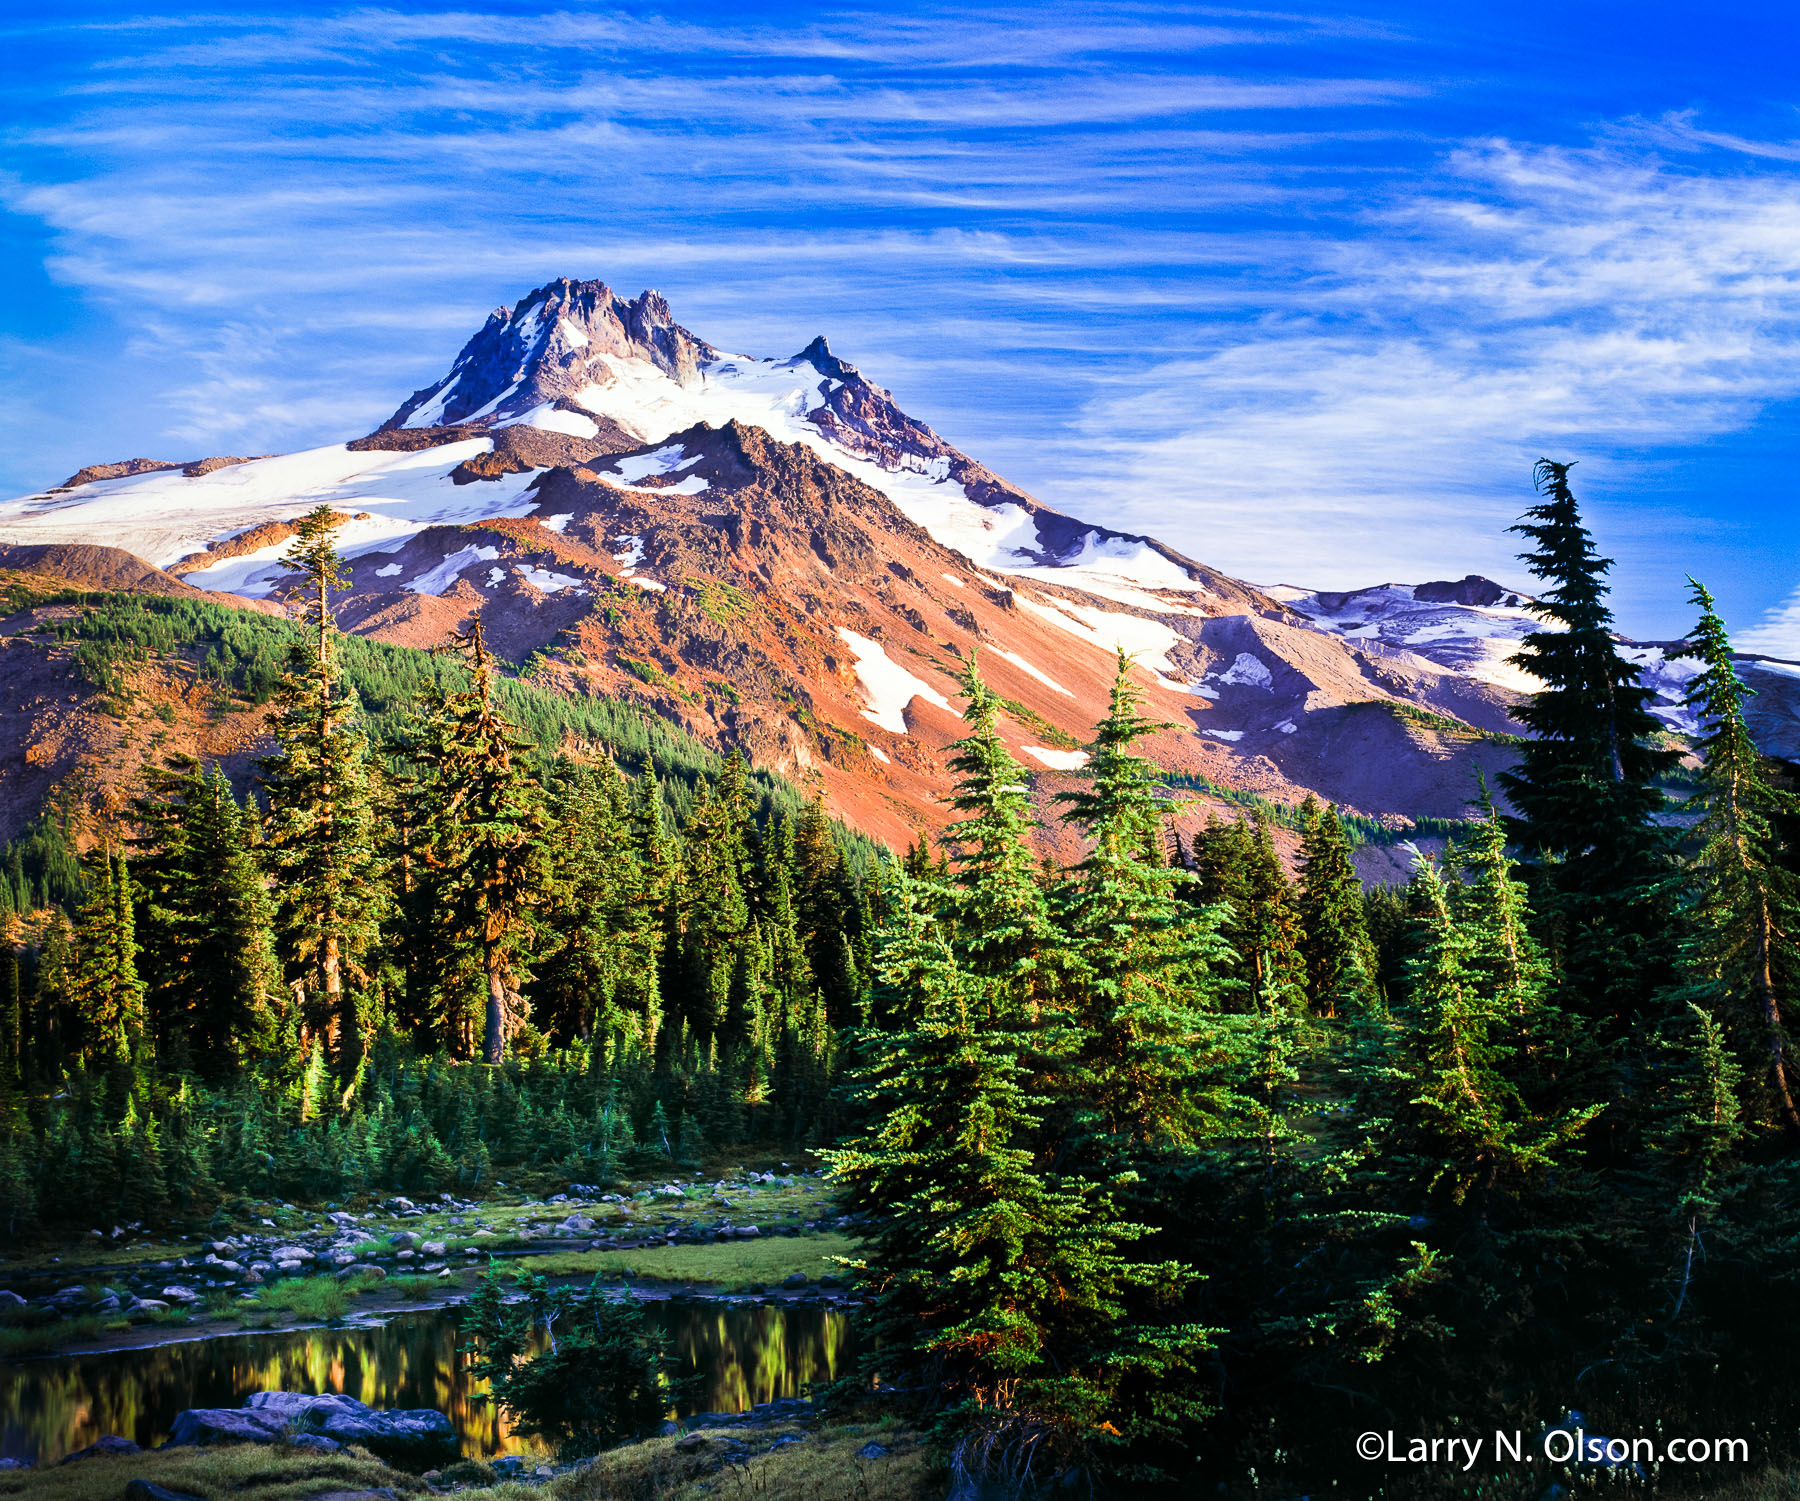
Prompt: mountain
<box><xmin>3</xmin><ymin>275</ymin><xmax>1793</xmax><ymax>856</ymax></box>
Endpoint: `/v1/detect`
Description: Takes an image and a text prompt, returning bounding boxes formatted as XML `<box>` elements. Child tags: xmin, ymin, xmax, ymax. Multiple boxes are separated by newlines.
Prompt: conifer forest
<box><xmin>3</xmin><ymin>463</ymin><xmax>1799</xmax><ymax>1500</ymax></box>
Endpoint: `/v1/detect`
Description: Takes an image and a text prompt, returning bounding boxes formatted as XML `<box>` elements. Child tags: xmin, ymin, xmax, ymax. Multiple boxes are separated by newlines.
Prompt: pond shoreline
<box><xmin>4</xmin><ymin>1273</ymin><xmax>862</xmax><ymax>1363</ymax></box>
<box><xmin>2</xmin><ymin>1294</ymin><xmax>855</xmax><ymax>1467</ymax></box>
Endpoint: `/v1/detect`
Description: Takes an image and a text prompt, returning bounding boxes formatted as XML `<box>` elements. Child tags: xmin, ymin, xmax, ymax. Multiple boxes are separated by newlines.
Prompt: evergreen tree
<box><xmin>1054</xmin><ymin>652</ymin><xmax>1234</xmax><ymax>1151</ymax></box>
<box><xmin>133</xmin><ymin>762</ymin><xmax>281</xmax><ymax>1077</ymax></box>
<box><xmin>1296</xmin><ymin>795</ymin><xmax>1374</xmax><ymax>1015</ymax></box>
<box><xmin>1499</xmin><ymin>460</ymin><xmax>1679</xmax><ymax>1018</ymax></box>
<box><xmin>408</xmin><ymin>615</ymin><xmax>549</xmax><ymax>1064</ymax></box>
<box><xmin>943</xmin><ymin>653</ymin><xmax>1066</xmax><ymax>1022</ymax></box>
<box><xmin>1675</xmin><ymin>579</ymin><xmax>1800</xmax><ymax>1131</ymax></box>
<box><xmin>827</xmin><ymin>882</ymin><xmax>1206</xmax><ymax>1477</ymax></box>
<box><xmin>1388</xmin><ymin>857</ymin><xmax>1592</xmax><ymax>1208</ymax></box>
<box><xmin>70</xmin><ymin>845</ymin><xmax>147</xmax><ymax>1066</ymax></box>
<box><xmin>261</xmin><ymin>505</ymin><xmax>385</xmax><ymax>1069</ymax></box>
<box><xmin>1450</xmin><ymin>780</ymin><xmax>1552</xmax><ymax>1024</ymax></box>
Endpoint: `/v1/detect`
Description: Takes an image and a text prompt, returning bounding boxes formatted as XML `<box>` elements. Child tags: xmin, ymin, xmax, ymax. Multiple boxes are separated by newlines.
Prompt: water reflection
<box><xmin>0</xmin><ymin>1302</ymin><xmax>853</xmax><ymax>1465</ymax></box>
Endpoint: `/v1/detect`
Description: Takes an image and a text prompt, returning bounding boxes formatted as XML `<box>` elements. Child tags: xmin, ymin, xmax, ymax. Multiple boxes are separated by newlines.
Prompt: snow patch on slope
<box><xmin>993</xmin><ymin>648</ymin><xmax>1074</xmax><ymax>698</ymax></box>
<box><xmin>407</xmin><ymin>544</ymin><xmax>501</xmax><ymax>596</ymax></box>
<box><xmin>836</xmin><ymin>628</ymin><xmax>954</xmax><ymax>734</ymax></box>
<box><xmin>1014</xmin><ymin>595</ymin><xmax>1184</xmax><ymax>678</ymax></box>
<box><xmin>1023</xmin><ymin>746</ymin><xmax>1088</xmax><ymax>769</ymax></box>
<box><xmin>521</xmin><ymin>404</ymin><xmax>600</xmax><ymax>439</ymax></box>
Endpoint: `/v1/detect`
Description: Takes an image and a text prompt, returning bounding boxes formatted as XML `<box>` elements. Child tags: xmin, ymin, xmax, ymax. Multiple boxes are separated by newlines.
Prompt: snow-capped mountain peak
<box><xmin>388</xmin><ymin>279</ymin><xmax>721</xmax><ymax>431</ymax></box>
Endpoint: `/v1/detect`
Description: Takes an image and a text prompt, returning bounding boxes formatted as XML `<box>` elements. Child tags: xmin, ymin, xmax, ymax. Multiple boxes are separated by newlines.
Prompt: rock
<box><xmin>674</xmin><ymin>1434</ymin><xmax>709</xmax><ymax>1453</ymax></box>
<box><xmin>387</xmin><ymin>1198</ymin><xmax>415</xmax><ymax>1212</ymax></box>
<box><xmin>268</xmin><ymin>1246</ymin><xmax>313</xmax><ymax>1262</ymax></box>
<box><xmin>0</xmin><ymin>1289</ymin><xmax>25</xmax><ymax>1309</ymax></box>
<box><xmin>164</xmin><ymin>1409</ymin><xmax>291</xmax><ymax>1449</ymax></box>
<box><xmin>214</xmin><ymin>1261</ymin><xmax>243</xmax><ymax>1275</ymax></box>
<box><xmin>0</xmin><ymin>1458</ymin><xmax>29</xmax><ymax>1469</ymax></box>
<box><xmin>210</xmin><ymin>1241</ymin><xmax>234</xmax><ymax>1256</ymax></box>
<box><xmin>126</xmin><ymin>1480</ymin><xmax>206</xmax><ymax>1501</ymax></box>
<box><xmin>160</xmin><ymin>1286</ymin><xmax>200</xmax><ymax>1305</ymax></box>
<box><xmin>782</xmin><ymin>1272</ymin><xmax>809</xmax><ymax>1289</ymax></box>
<box><xmin>167</xmin><ymin>1393</ymin><xmax>452</xmax><ymax>1464</ymax></box>
<box><xmin>419</xmin><ymin>1241</ymin><xmax>446</xmax><ymax>1257</ymax></box>
<box><xmin>288</xmin><ymin>1435</ymin><xmax>347</xmax><ymax>1455</ymax></box>
<box><xmin>129</xmin><ymin>1300</ymin><xmax>169</xmax><ymax>1319</ymax></box>
<box><xmin>856</xmin><ymin>1442</ymin><xmax>890</xmax><ymax>1459</ymax></box>
<box><xmin>60</xmin><ymin>1436</ymin><xmax>141</xmax><ymax>1463</ymax></box>
<box><xmin>390</xmin><ymin>1231</ymin><xmax>417</xmax><ymax>1250</ymax></box>
<box><xmin>395</xmin><ymin>1250</ymin><xmax>415</xmax><ymax>1261</ymax></box>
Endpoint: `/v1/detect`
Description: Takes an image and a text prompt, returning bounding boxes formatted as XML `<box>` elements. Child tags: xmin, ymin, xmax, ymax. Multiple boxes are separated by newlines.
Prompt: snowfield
<box><xmin>0</xmin><ymin>440</ymin><xmax>543</xmax><ymax>592</ymax></box>
<box><xmin>836</xmin><ymin>628</ymin><xmax>954</xmax><ymax>734</ymax></box>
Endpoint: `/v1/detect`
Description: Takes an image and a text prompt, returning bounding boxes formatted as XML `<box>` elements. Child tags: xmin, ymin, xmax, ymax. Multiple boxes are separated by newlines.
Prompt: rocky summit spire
<box><xmin>381</xmin><ymin>278</ymin><xmax>721</xmax><ymax>431</ymax></box>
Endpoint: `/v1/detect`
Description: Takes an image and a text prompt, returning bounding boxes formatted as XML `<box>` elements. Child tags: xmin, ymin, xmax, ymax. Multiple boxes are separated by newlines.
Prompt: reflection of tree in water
<box><xmin>649</xmin><ymin>1304</ymin><xmax>851</xmax><ymax>1416</ymax></box>
<box><xmin>0</xmin><ymin>1305</ymin><xmax>853</xmax><ymax>1464</ymax></box>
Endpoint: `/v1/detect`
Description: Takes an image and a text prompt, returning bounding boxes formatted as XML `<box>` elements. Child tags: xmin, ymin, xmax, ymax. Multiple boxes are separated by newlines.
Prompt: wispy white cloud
<box><xmin>3</xmin><ymin>3</ymin><xmax>1799</xmax><ymax>650</ymax></box>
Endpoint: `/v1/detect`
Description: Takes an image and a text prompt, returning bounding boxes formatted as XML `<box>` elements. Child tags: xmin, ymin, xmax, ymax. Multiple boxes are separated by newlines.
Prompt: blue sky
<box><xmin>5</xmin><ymin>1</ymin><xmax>1800</xmax><ymax>650</ymax></box>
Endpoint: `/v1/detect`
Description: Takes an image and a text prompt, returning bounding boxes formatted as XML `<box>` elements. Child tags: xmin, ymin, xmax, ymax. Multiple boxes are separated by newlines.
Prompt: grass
<box><xmin>250</xmin><ymin>1275</ymin><xmax>350</xmax><ymax>1323</ymax></box>
<box><xmin>386</xmin><ymin>1275</ymin><xmax>441</xmax><ymax>1301</ymax></box>
<box><xmin>0</xmin><ymin>1439</ymin><xmax>426</xmax><ymax>1501</ymax></box>
<box><xmin>547</xmin><ymin>1420</ymin><xmax>931</xmax><ymax>1501</ymax></box>
<box><xmin>0</xmin><ymin>1314</ymin><xmax>108</xmax><ymax>1358</ymax></box>
<box><xmin>510</xmin><ymin>1231</ymin><xmax>856</xmax><ymax>1289</ymax></box>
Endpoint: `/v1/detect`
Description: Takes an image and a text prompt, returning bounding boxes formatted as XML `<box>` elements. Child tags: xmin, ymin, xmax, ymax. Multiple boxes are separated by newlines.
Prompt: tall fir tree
<box><xmin>260</xmin><ymin>505</ymin><xmax>385</xmax><ymax>1070</ymax></box>
<box><xmin>70</xmin><ymin>845</ymin><xmax>147</xmax><ymax>1067</ymax></box>
<box><xmin>1675</xmin><ymin>579</ymin><xmax>1800</xmax><ymax>1132</ymax></box>
<box><xmin>133</xmin><ymin>762</ymin><xmax>282</xmax><ymax>1077</ymax></box>
<box><xmin>943</xmin><ymin>653</ymin><xmax>1066</xmax><ymax>1023</ymax></box>
<box><xmin>826</xmin><ymin>881</ymin><xmax>1207</xmax><ymax>1477</ymax></box>
<box><xmin>408</xmin><ymin>614</ymin><xmax>549</xmax><ymax>1063</ymax></box>
<box><xmin>1296</xmin><ymin>795</ymin><xmax>1374</xmax><ymax>1015</ymax></box>
<box><xmin>1054</xmin><ymin>652</ymin><xmax>1233</xmax><ymax>1152</ymax></box>
<box><xmin>1499</xmin><ymin>460</ymin><xmax>1679</xmax><ymax>1019</ymax></box>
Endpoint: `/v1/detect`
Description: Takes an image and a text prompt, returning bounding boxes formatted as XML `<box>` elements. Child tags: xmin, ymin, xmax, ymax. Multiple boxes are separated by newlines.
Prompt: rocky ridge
<box><xmin>2</xmin><ymin>277</ymin><xmax>1795</xmax><ymax>853</ymax></box>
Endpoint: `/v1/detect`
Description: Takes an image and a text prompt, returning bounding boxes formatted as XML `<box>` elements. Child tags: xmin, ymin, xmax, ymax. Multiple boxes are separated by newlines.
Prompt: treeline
<box><xmin>0</xmin><ymin>512</ymin><xmax>880</xmax><ymax>1228</ymax></box>
<box><xmin>830</xmin><ymin>461</ymin><xmax>1800</xmax><ymax>1493</ymax></box>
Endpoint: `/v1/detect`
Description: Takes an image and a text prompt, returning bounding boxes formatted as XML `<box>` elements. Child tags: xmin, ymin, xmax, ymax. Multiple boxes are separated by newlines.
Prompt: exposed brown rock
<box><xmin>56</xmin><ymin>458</ymin><xmax>183</xmax><ymax>489</ymax></box>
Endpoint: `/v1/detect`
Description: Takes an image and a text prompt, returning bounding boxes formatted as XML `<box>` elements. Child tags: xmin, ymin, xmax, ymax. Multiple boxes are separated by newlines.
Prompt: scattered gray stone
<box><xmin>419</xmin><ymin>1241</ymin><xmax>446</xmax><ymax>1257</ymax></box>
<box><xmin>60</xmin><ymin>1436</ymin><xmax>141</xmax><ymax>1463</ymax></box>
<box><xmin>0</xmin><ymin>1289</ymin><xmax>25</xmax><ymax>1310</ymax></box>
<box><xmin>159</xmin><ymin>1286</ymin><xmax>200</xmax><ymax>1306</ymax></box>
<box><xmin>856</xmin><ymin>1442</ymin><xmax>890</xmax><ymax>1459</ymax></box>
<box><xmin>390</xmin><ymin>1231</ymin><xmax>417</xmax><ymax>1251</ymax></box>
<box><xmin>782</xmin><ymin>1272</ymin><xmax>809</xmax><ymax>1290</ymax></box>
<box><xmin>0</xmin><ymin>1458</ymin><xmax>29</xmax><ymax>1470</ymax></box>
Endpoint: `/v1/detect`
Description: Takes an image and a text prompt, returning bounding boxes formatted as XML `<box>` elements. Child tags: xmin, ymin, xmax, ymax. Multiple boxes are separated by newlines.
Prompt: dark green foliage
<box><xmin>132</xmin><ymin>762</ymin><xmax>281</xmax><ymax>1078</ymax></box>
<box><xmin>69</xmin><ymin>844</ymin><xmax>147</xmax><ymax>1066</ymax></box>
<box><xmin>462</xmin><ymin>1267</ymin><xmax>690</xmax><ymax>1458</ymax></box>
<box><xmin>260</xmin><ymin>509</ymin><xmax>386</xmax><ymax>1072</ymax></box>
<box><xmin>401</xmin><ymin>616</ymin><xmax>549</xmax><ymax>1064</ymax></box>
<box><xmin>1296</xmin><ymin>795</ymin><xmax>1374</xmax><ymax>1014</ymax></box>
<box><xmin>1672</xmin><ymin>579</ymin><xmax>1800</xmax><ymax>1132</ymax></box>
<box><xmin>1499</xmin><ymin>460</ymin><xmax>1680</xmax><ymax>1019</ymax></box>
